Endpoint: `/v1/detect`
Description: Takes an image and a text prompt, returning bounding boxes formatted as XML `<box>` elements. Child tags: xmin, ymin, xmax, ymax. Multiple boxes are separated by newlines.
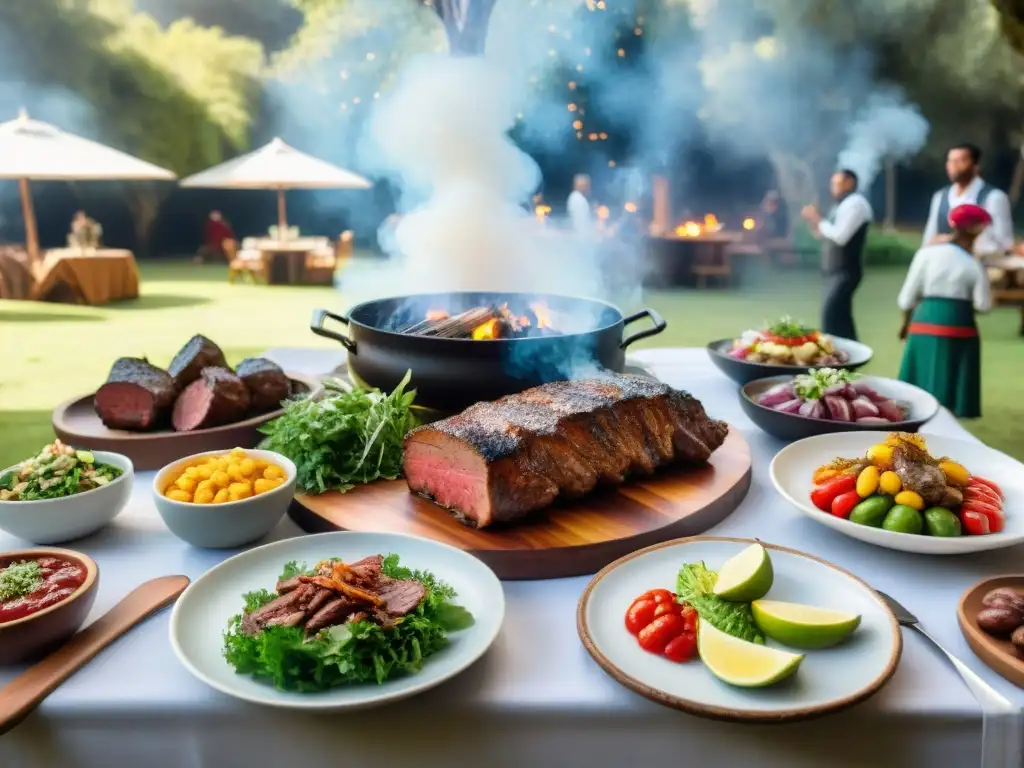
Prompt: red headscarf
<box><xmin>948</xmin><ymin>203</ymin><xmax>992</xmax><ymax>234</ymax></box>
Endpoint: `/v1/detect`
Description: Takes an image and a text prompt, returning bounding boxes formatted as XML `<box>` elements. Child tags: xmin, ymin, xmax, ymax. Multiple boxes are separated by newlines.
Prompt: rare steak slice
<box><xmin>171</xmin><ymin>367</ymin><xmax>250</xmax><ymax>431</ymax></box>
<box><xmin>94</xmin><ymin>357</ymin><xmax>177</xmax><ymax>431</ymax></box>
<box><xmin>236</xmin><ymin>357</ymin><xmax>292</xmax><ymax>413</ymax></box>
<box><xmin>167</xmin><ymin>335</ymin><xmax>228</xmax><ymax>390</ymax></box>
<box><xmin>375</xmin><ymin>579</ymin><xmax>428</xmax><ymax>617</ymax></box>
<box><xmin>404</xmin><ymin>374</ymin><xmax>729</xmax><ymax>528</ymax></box>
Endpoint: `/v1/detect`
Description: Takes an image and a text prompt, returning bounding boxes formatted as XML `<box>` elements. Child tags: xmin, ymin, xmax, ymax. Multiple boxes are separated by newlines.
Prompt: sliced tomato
<box><xmin>637</xmin><ymin>613</ymin><xmax>684</xmax><ymax>653</ymax></box>
<box><xmin>961</xmin><ymin>510</ymin><xmax>991</xmax><ymax>536</ymax></box>
<box><xmin>663</xmin><ymin>632</ymin><xmax>698</xmax><ymax>662</ymax></box>
<box><xmin>965</xmin><ymin>484</ymin><xmax>1001</xmax><ymax>507</ymax></box>
<box><xmin>625</xmin><ymin>598</ymin><xmax>658</xmax><ymax>634</ymax></box>
<box><xmin>810</xmin><ymin>475</ymin><xmax>857</xmax><ymax>511</ymax></box>
<box><xmin>969</xmin><ymin>476</ymin><xmax>1004</xmax><ymax>500</ymax></box>
<box><xmin>962</xmin><ymin>501</ymin><xmax>1005</xmax><ymax>533</ymax></box>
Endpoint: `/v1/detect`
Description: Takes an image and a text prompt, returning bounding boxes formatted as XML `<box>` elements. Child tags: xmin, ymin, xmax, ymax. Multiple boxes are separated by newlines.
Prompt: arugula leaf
<box><xmin>258</xmin><ymin>370</ymin><xmax>420</xmax><ymax>495</ymax></box>
<box><xmin>278</xmin><ymin>561</ymin><xmax>309</xmax><ymax>581</ymax></box>
<box><xmin>222</xmin><ymin>554</ymin><xmax>473</xmax><ymax>690</ymax></box>
<box><xmin>676</xmin><ymin>562</ymin><xmax>764</xmax><ymax>644</ymax></box>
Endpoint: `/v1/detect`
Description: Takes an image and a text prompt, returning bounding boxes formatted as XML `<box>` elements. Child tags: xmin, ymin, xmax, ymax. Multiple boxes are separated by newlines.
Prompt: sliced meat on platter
<box><xmin>404</xmin><ymin>374</ymin><xmax>729</xmax><ymax>528</ymax></box>
<box><xmin>167</xmin><ymin>335</ymin><xmax>228</xmax><ymax>390</ymax></box>
<box><xmin>94</xmin><ymin>357</ymin><xmax>178</xmax><ymax>430</ymax></box>
<box><xmin>236</xmin><ymin>357</ymin><xmax>292</xmax><ymax>412</ymax></box>
<box><xmin>172</xmin><ymin>367</ymin><xmax>251</xmax><ymax>431</ymax></box>
<box><xmin>240</xmin><ymin>555</ymin><xmax>427</xmax><ymax>637</ymax></box>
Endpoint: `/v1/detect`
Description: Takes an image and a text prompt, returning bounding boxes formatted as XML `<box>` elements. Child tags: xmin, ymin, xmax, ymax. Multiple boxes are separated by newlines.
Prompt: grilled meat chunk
<box><xmin>172</xmin><ymin>367</ymin><xmax>250</xmax><ymax>431</ymax></box>
<box><xmin>893</xmin><ymin>444</ymin><xmax>947</xmax><ymax>506</ymax></box>
<box><xmin>236</xmin><ymin>357</ymin><xmax>291</xmax><ymax>412</ymax></box>
<box><xmin>94</xmin><ymin>357</ymin><xmax>177</xmax><ymax>430</ymax></box>
<box><xmin>403</xmin><ymin>374</ymin><xmax>729</xmax><ymax>527</ymax></box>
<box><xmin>167</xmin><ymin>335</ymin><xmax>228</xmax><ymax>390</ymax></box>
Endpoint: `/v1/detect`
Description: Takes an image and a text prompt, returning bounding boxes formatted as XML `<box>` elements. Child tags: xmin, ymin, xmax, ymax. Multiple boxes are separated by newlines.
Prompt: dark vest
<box><xmin>821</xmin><ymin>196</ymin><xmax>870</xmax><ymax>276</ymax></box>
<box><xmin>936</xmin><ymin>182</ymin><xmax>994</xmax><ymax>235</ymax></box>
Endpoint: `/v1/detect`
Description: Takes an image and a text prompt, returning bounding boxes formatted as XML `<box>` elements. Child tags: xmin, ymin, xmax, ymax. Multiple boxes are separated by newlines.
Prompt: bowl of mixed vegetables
<box><xmin>0</xmin><ymin>440</ymin><xmax>133</xmax><ymax>544</ymax></box>
<box><xmin>707</xmin><ymin>317</ymin><xmax>873</xmax><ymax>385</ymax></box>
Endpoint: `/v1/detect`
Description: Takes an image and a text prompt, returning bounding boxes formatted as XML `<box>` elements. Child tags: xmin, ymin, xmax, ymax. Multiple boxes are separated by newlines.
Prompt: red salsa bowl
<box><xmin>0</xmin><ymin>548</ymin><xmax>98</xmax><ymax>665</ymax></box>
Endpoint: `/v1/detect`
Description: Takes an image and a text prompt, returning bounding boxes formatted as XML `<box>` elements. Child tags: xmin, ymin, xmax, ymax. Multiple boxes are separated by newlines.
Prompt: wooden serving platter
<box><xmin>958</xmin><ymin>575</ymin><xmax>1024</xmax><ymax>689</ymax></box>
<box><xmin>289</xmin><ymin>427</ymin><xmax>752</xmax><ymax>580</ymax></box>
<box><xmin>51</xmin><ymin>374</ymin><xmax>318</xmax><ymax>471</ymax></box>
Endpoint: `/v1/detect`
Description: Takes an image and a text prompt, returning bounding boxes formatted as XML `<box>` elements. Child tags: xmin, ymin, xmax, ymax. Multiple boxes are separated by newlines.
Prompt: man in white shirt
<box><xmin>800</xmin><ymin>169</ymin><xmax>874</xmax><ymax>341</ymax></box>
<box><xmin>922</xmin><ymin>143</ymin><xmax>1014</xmax><ymax>258</ymax></box>
<box><xmin>567</xmin><ymin>174</ymin><xmax>594</xmax><ymax>239</ymax></box>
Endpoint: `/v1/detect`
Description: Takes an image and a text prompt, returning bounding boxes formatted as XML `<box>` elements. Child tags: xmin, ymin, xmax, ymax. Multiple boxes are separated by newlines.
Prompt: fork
<box><xmin>877</xmin><ymin>590</ymin><xmax>1021</xmax><ymax>768</ymax></box>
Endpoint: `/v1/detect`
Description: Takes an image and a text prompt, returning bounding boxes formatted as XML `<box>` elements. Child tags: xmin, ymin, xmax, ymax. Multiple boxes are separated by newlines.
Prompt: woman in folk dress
<box><xmin>897</xmin><ymin>203</ymin><xmax>993</xmax><ymax>418</ymax></box>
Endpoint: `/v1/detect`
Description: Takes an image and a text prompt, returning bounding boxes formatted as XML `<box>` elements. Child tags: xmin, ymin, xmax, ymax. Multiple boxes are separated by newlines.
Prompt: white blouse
<box><xmin>896</xmin><ymin>243</ymin><xmax>992</xmax><ymax>312</ymax></box>
<box><xmin>921</xmin><ymin>176</ymin><xmax>1015</xmax><ymax>257</ymax></box>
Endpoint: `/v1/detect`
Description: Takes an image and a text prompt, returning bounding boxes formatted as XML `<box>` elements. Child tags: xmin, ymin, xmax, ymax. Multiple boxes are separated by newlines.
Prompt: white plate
<box><xmin>771</xmin><ymin>432</ymin><xmax>1024</xmax><ymax>554</ymax></box>
<box><xmin>170</xmin><ymin>531</ymin><xmax>505</xmax><ymax>710</ymax></box>
<box><xmin>577</xmin><ymin>537</ymin><xmax>901</xmax><ymax>722</ymax></box>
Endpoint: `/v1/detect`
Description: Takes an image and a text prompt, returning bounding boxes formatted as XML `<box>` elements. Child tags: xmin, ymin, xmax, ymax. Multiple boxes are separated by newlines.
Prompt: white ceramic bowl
<box><xmin>771</xmin><ymin>431</ymin><xmax>1024</xmax><ymax>554</ymax></box>
<box><xmin>0</xmin><ymin>451</ymin><xmax>133</xmax><ymax>544</ymax></box>
<box><xmin>152</xmin><ymin>449</ymin><xmax>296</xmax><ymax>549</ymax></box>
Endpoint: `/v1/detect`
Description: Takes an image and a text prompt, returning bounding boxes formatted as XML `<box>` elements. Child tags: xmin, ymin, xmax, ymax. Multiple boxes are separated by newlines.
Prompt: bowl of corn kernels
<box><xmin>152</xmin><ymin>447</ymin><xmax>296</xmax><ymax>548</ymax></box>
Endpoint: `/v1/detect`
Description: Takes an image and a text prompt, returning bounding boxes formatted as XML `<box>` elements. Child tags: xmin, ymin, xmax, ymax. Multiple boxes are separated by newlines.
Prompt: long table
<box><xmin>2</xmin><ymin>347</ymin><xmax>1022</xmax><ymax>767</ymax></box>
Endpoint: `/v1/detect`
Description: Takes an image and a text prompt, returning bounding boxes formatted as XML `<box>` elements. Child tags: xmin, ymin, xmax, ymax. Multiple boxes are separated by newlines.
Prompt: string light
<box><xmin>635</xmin><ymin>27</ymin><xmax>643</xmax><ymax>35</ymax></box>
<box><xmin>576</xmin><ymin>64</ymin><xmax>584</xmax><ymax>71</ymax></box>
<box><xmin>599</xmin><ymin>132</ymin><xmax>608</xmax><ymax>139</ymax></box>
<box><xmin>568</xmin><ymin>81</ymin><xmax>577</xmax><ymax>90</ymax></box>
<box><xmin>625</xmin><ymin>202</ymin><xmax>638</xmax><ymax>213</ymax></box>
<box><xmin>568</xmin><ymin>103</ymin><xmax>578</xmax><ymax>111</ymax></box>
<box><xmin>617</xmin><ymin>48</ymin><xmax>625</xmax><ymax>57</ymax></box>
<box><xmin>572</xmin><ymin>119</ymin><xmax>583</xmax><ymax>129</ymax></box>
<box><xmin>576</xmin><ymin>131</ymin><xmax>583</xmax><ymax>139</ymax></box>
<box><xmin>588</xmin><ymin>132</ymin><xmax>598</xmax><ymax>140</ymax></box>
<box><xmin>597</xmin><ymin>0</ymin><xmax>606</xmax><ymax>7</ymax></box>
<box><xmin>608</xmin><ymin>160</ymin><xmax>616</xmax><ymax>167</ymax></box>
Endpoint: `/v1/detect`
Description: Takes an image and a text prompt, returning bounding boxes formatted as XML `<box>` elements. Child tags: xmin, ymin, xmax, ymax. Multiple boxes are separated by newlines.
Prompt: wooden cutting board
<box><xmin>289</xmin><ymin>427</ymin><xmax>752</xmax><ymax>580</ymax></box>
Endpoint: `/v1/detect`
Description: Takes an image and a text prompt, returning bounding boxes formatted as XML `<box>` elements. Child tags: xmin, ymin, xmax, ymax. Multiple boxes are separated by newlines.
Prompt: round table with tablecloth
<box><xmin>32</xmin><ymin>248</ymin><xmax>139</xmax><ymax>305</ymax></box>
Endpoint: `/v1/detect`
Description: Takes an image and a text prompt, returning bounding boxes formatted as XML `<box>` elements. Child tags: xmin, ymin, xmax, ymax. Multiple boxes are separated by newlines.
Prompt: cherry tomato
<box><xmin>663</xmin><ymin>632</ymin><xmax>698</xmax><ymax>662</ymax></box>
<box><xmin>810</xmin><ymin>475</ymin><xmax>858</xmax><ymax>512</ymax></box>
<box><xmin>831</xmin><ymin>489</ymin><xmax>862</xmax><ymax>519</ymax></box>
<box><xmin>965</xmin><ymin>484</ymin><xmax>1001</xmax><ymax>507</ymax></box>
<box><xmin>679</xmin><ymin>604</ymin><xmax>698</xmax><ymax>633</ymax></box>
<box><xmin>969</xmin><ymin>476</ymin><xmax>1004</xmax><ymax>500</ymax></box>
<box><xmin>637</xmin><ymin>613</ymin><xmax>684</xmax><ymax>653</ymax></box>
<box><xmin>962</xmin><ymin>501</ymin><xmax>1004</xmax><ymax>533</ymax></box>
<box><xmin>654</xmin><ymin>602</ymin><xmax>680</xmax><ymax>619</ymax></box>
<box><xmin>640</xmin><ymin>589</ymin><xmax>675</xmax><ymax>605</ymax></box>
<box><xmin>625</xmin><ymin>599</ymin><xmax>658</xmax><ymax>634</ymax></box>
<box><xmin>961</xmin><ymin>510</ymin><xmax>991</xmax><ymax>536</ymax></box>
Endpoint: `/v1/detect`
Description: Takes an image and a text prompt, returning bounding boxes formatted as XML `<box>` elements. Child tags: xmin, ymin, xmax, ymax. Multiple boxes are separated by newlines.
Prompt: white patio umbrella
<box><xmin>179</xmin><ymin>137</ymin><xmax>372</xmax><ymax>235</ymax></box>
<box><xmin>0</xmin><ymin>109</ymin><xmax>176</xmax><ymax>261</ymax></box>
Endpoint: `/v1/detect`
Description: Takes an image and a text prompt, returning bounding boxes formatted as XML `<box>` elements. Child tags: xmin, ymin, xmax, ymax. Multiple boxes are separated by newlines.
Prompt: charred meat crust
<box><xmin>167</xmin><ymin>335</ymin><xmax>228</xmax><ymax>389</ymax></box>
<box><xmin>94</xmin><ymin>357</ymin><xmax>177</xmax><ymax>430</ymax></box>
<box><xmin>235</xmin><ymin>357</ymin><xmax>292</xmax><ymax>412</ymax></box>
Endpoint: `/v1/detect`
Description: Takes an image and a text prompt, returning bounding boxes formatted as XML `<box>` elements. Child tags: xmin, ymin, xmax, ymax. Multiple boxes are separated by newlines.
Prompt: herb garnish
<box><xmin>222</xmin><ymin>554</ymin><xmax>474</xmax><ymax>691</ymax></box>
<box><xmin>0</xmin><ymin>560</ymin><xmax>42</xmax><ymax>602</ymax></box>
<box><xmin>793</xmin><ymin>367</ymin><xmax>855</xmax><ymax>400</ymax></box>
<box><xmin>259</xmin><ymin>370</ymin><xmax>420</xmax><ymax>494</ymax></box>
<box><xmin>675</xmin><ymin>562</ymin><xmax>764</xmax><ymax>644</ymax></box>
<box><xmin>766</xmin><ymin>315</ymin><xmax>815</xmax><ymax>338</ymax></box>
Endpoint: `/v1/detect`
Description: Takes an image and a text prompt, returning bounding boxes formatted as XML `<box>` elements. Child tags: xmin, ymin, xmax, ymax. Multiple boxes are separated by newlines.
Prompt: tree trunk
<box><xmin>1009</xmin><ymin>146</ymin><xmax>1024</xmax><ymax>206</ymax></box>
<box><xmin>124</xmin><ymin>183</ymin><xmax>166</xmax><ymax>257</ymax></box>
<box><xmin>435</xmin><ymin>0</ymin><xmax>498</xmax><ymax>56</ymax></box>
<box><xmin>884</xmin><ymin>159</ymin><xmax>897</xmax><ymax>231</ymax></box>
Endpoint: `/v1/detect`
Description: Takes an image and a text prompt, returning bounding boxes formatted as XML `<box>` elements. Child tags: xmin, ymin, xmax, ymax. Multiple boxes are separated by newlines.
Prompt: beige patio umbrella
<box><xmin>179</xmin><ymin>137</ymin><xmax>372</xmax><ymax>235</ymax></box>
<box><xmin>0</xmin><ymin>109</ymin><xmax>176</xmax><ymax>262</ymax></box>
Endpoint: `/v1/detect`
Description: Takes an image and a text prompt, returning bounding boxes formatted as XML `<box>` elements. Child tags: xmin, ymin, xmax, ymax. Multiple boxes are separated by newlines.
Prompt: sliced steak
<box><xmin>167</xmin><ymin>335</ymin><xmax>227</xmax><ymax>390</ymax></box>
<box><xmin>276</xmin><ymin>576</ymin><xmax>303</xmax><ymax>593</ymax></box>
<box><xmin>242</xmin><ymin>585</ymin><xmax>313</xmax><ymax>634</ymax></box>
<box><xmin>375</xmin><ymin>579</ymin><xmax>427</xmax><ymax>617</ymax></box>
<box><xmin>94</xmin><ymin>357</ymin><xmax>176</xmax><ymax>431</ymax></box>
<box><xmin>305</xmin><ymin>597</ymin><xmax>360</xmax><ymax>634</ymax></box>
<box><xmin>236</xmin><ymin>357</ymin><xmax>291</xmax><ymax>413</ymax></box>
<box><xmin>172</xmin><ymin>367</ymin><xmax>250</xmax><ymax>431</ymax></box>
<box><xmin>404</xmin><ymin>374</ymin><xmax>728</xmax><ymax>527</ymax></box>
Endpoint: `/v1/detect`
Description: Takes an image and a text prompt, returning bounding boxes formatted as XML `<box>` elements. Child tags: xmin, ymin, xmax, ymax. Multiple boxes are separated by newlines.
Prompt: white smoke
<box><xmin>837</xmin><ymin>89</ymin><xmax>930</xmax><ymax>189</ymax></box>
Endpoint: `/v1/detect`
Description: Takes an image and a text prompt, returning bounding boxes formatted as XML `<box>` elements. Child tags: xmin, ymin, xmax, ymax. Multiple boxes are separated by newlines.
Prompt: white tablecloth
<box><xmin>3</xmin><ymin>347</ymin><xmax>1023</xmax><ymax>768</ymax></box>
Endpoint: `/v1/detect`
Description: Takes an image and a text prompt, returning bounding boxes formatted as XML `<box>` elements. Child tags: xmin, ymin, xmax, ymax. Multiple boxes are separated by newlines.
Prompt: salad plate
<box><xmin>707</xmin><ymin>334</ymin><xmax>872</xmax><ymax>386</ymax></box>
<box><xmin>577</xmin><ymin>536</ymin><xmax>901</xmax><ymax>722</ymax></box>
<box><xmin>771</xmin><ymin>432</ymin><xmax>1024</xmax><ymax>554</ymax></box>
<box><xmin>170</xmin><ymin>531</ymin><xmax>504</xmax><ymax>710</ymax></box>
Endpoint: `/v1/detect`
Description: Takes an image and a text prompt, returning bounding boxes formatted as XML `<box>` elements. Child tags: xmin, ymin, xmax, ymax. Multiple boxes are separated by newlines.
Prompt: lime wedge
<box><xmin>698</xmin><ymin>620</ymin><xmax>804</xmax><ymax>687</ymax></box>
<box><xmin>712</xmin><ymin>543</ymin><xmax>773</xmax><ymax>602</ymax></box>
<box><xmin>751</xmin><ymin>600</ymin><xmax>861</xmax><ymax>650</ymax></box>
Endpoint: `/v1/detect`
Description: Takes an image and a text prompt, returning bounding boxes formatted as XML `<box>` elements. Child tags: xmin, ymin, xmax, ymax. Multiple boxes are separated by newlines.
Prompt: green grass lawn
<box><xmin>2</xmin><ymin>257</ymin><xmax>1022</xmax><ymax>469</ymax></box>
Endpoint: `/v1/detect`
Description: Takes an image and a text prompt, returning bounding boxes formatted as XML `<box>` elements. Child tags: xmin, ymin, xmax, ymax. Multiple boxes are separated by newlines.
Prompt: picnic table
<box><xmin>2</xmin><ymin>347</ymin><xmax>1022</xmax><ymax>768</ymax></box>
<box><xmin>32</xmin><ymin>248</ymin><xmax>139</xmax><ymax>305</ymax></box>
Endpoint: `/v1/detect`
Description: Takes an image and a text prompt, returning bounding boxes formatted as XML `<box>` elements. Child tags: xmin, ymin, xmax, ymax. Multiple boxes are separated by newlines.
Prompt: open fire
<box><xmin>674</xmin><ymin>213</ymin><xmax>725</xmax><ymax>238</ymax></box>
<box><xmin>400</xmin><ymin>302</ymin><xmax>560</xmax><ymax>340</ymax></box>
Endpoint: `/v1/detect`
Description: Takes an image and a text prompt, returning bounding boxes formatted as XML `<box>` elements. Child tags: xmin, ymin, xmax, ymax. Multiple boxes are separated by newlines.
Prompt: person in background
<box><xmin>757</xmin><ymin>190</ymin><xmax>788</xmax><ymax>241</ymax></box>
<box><xmin>567</xmin><ymin>174</ymin><xmax>595</xmax><ymax>239</ymax></box>
<box><xmin>69</xmin><ymin>210</ymin><xmax>101</xmax><ymax>249</ymax></box>
<box><xmin>196</xmin><ymin>210</ymin><xmax>235</xmax><ymax>264</ymax></box>
<box><xmin>897</xmin><ymin>204</ymin><xmax>992</xmax><ymax>418</ymax></box>
<box><xmin>800</xmin><ymin>169</ymin><xmax>873</xmax><ymax>341</ymax></box>
<box><xmin>922</xmin><ymin>143</ymin><xmax>1014</xmax><ymax>258</ymax></box>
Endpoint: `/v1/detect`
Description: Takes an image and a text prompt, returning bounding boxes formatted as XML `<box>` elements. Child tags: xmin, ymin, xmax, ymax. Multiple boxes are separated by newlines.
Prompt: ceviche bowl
<box><xmin>740</xmin><ymin>375</ymin><xmax>939</xmax><ymax>442</ymax></box>
<box><xmin>0</xmin><ymin>548</ymin><xmax>98</xmax><ymax>665</ymax></box>
<box><xmin>707</xmin><ymin>336</ymin><xmax>873</xmax><ymax>386</ymax></box>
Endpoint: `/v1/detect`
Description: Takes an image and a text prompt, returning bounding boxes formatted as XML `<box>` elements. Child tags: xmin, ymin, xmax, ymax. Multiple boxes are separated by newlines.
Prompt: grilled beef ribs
<box><xmin>236</xmin><ymin>357</ymin><xmax>291</xmax><ymax>412</ymax></box>
<box><xmin>167</xmin><ymin>335</ymin><xmax>228</xmax><ymax>389</ymax></box>
<box><xmin>403</xmin><ymin>374</ymin><xmax>729</xmax><ymax>528</ymax></box>
<box><xmin>171</xmin><ymin>367</ymin><xmax>251</xmax><ymax>431</ymax></box>
<box><xmin>240</xmin><ymin>555</ymin><xmax>429</xmax><ymax>638</ymax></box>
<box><xmin>94</xmin><ymin>357</ymin><xmax>178</xmax><ymax>430</ymax></box>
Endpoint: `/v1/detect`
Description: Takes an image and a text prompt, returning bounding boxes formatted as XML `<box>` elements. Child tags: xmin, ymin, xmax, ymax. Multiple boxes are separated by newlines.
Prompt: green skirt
<box><xmin>898</xmin><ymin>297</ymin><xmax>981</xmax><ymax>418</ymax></box>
